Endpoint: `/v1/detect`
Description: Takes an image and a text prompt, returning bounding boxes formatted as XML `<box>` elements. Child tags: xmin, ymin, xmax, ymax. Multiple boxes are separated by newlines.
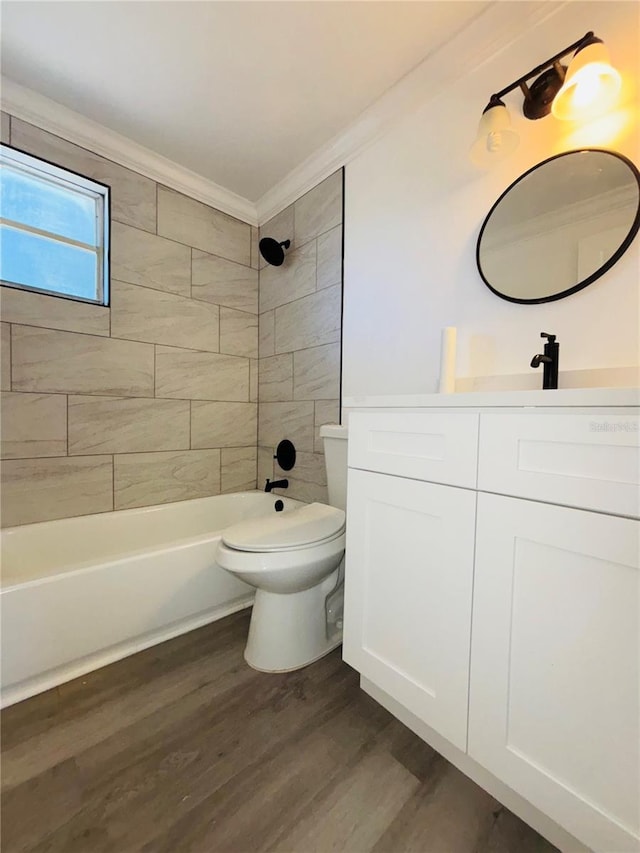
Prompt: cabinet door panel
<box><xmin>469</xmin><ymin>492</ymin><xmax>640</xmax><ymax>853</ymax></box>
<box><xmin>344</xmin><ymin>469</ymin><xmax>476</xmax><ymax>750</ymax></box>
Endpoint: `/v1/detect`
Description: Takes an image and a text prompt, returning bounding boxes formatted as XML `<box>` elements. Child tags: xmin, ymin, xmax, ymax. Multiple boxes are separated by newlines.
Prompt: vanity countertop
<box><xmin>343</xmin><ymin>387</ymin><xmax>639</xmax><ymax>410</ymax></box>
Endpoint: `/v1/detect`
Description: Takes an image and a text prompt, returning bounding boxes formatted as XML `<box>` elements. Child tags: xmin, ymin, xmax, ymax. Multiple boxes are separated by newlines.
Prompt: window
<box><xmin>0</xmin><ymin>144</ymin><xmax>109</xmax><ymax>305</ymax></box>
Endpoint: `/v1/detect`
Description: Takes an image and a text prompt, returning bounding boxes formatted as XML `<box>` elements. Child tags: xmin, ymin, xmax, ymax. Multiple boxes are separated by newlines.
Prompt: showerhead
<box><xmin>259</xmin><ymin>237</ymin><xmax>291</xmax><ymax>267</ymax></box>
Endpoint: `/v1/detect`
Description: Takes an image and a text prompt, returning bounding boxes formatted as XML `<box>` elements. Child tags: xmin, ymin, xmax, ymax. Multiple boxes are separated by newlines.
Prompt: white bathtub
<box><xmin>0</xmin><ymin>491</ymin><xmax>302</xmax><ymax>707</ymax></box>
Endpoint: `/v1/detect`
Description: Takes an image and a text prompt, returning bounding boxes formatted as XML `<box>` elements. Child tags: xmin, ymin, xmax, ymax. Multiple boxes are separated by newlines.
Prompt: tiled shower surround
<box><xmin>257</xmin><ymin>171</ymin><xmax>343</xmax><ymax>504</ymax></box>
<box><xmin>0</xmin><ymin>114</ymin><xmax>343</xmax><ymax>526</ymax></box>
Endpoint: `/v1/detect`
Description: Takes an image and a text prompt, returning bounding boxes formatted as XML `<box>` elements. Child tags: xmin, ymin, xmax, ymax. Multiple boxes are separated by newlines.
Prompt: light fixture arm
<box><xmin>471</xmin><ymin>29</ymin><xmax>621</xmax><ymax>166</ymax></box>
<box><xmin>488</xmin><ymin>31</ymin><xmax>594</xmax><ymax>103</ymax></box>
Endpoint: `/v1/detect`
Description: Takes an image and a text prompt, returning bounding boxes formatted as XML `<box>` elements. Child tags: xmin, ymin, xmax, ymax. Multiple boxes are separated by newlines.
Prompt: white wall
<box><xmin>343</xmin><ymin>1</ymin><xmax>640</xmax><ymax>398</ymax></box>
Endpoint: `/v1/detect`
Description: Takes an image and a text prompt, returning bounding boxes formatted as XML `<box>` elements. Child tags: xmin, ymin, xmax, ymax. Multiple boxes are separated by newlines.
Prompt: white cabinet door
<box><xmin>469</xmin><ymin>492</ymin><xmax>640</xmax><ymax>853</ymax></box>
<box><xmin>343</xmin><ymin>468</ymin><xmax>476</xmax><ymax>750</ymax></box>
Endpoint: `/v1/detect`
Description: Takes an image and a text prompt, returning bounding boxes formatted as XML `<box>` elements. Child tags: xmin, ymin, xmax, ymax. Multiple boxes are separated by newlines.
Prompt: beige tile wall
<box><xmin>258</xmin><ymin>171</ymin><xmax>343</xmax><ymax>504</ymax></box>
<box><xmin>0</xmin><ymin>116</ymin><xmax>259</xmax><ymax>526</ymax></box>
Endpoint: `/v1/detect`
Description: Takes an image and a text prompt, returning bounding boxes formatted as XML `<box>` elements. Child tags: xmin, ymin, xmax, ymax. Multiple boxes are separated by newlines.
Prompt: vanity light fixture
<box><xmin>471</xmin><ymin>31</ymin><xmax>621</xmax><ymax>167</ymax></box>
<box><xmin>552</xmin><ymin>35</ymin><xmax>622</xmax><ymax>121</ymax></box>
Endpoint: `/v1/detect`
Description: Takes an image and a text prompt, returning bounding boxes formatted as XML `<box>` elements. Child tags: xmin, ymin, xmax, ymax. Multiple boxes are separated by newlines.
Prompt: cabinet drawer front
<box><xmin>478</xmin><ymin>412</ymin><xmax>640</xmax><ymax>517</ymax></box>
<box><xmin>343</xmin><ymin>469</ymin><xmax>476</xmax><ymax>751</ymax></box>
<box><xmin>349</xmin><ymin>412</ymin><xmax>479</xmax><ymax>488</ymax></box>
<box><xmin>469</xmin><ymin>493</ymin><xmax>640</xmax><ymax>853</ymax></box>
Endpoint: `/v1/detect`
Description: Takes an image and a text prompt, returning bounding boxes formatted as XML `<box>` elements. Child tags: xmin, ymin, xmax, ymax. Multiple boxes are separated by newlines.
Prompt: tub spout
<box><xmin>265</xmin><ymin>478</ymin><xmax>289</xmax><ymax>492</ymax></box>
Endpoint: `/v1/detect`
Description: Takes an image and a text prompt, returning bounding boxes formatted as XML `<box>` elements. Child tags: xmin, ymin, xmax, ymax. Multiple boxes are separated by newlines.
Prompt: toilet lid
<box><xmin>222</xmin><ymin>503</ymin><xmax>345</xmax><ymax>552</ymax></box>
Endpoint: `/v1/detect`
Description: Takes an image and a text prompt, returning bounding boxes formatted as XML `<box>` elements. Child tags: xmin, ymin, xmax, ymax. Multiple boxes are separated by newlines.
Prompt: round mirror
<box><xmin>476</xmin><ymin>149</ymin><xmax>640</xmax><ymax>304</ymax></box>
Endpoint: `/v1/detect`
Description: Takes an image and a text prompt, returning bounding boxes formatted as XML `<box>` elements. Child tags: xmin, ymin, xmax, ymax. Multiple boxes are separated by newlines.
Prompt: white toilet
<box><xmin>215</xmin><ymin>424</ymin><xmax>348</xmax><ymax>672</ymax></box>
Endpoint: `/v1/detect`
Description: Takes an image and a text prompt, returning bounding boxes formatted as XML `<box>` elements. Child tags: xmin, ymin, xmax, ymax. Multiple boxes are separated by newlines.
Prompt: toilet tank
<box><xmin>320</xmin><ymin>424</ymin><xmax>348</xmax><ymax>511</ymax></box>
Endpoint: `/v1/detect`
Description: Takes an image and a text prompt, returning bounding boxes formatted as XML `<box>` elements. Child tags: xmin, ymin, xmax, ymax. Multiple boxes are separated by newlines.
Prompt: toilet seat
<box><xmin>216</xmin><ymin>530</ymin><xmax>346</xmax><ymax>591</ymax></box>
<box><xmin>222</xmin><ymin>503</ymin><xmax>345</xmax><ymax>553</ymax></box>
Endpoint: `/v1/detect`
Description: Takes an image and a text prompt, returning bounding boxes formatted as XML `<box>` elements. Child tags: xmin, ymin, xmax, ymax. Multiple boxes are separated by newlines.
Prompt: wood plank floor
<box><xmin>1</xmin><ymin>610</ymin><xmax>558</xmax><ymax>853</ymax></box>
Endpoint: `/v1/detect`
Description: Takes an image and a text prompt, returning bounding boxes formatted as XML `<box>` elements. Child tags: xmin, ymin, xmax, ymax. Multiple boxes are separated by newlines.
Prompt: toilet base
<box><xmin>245</xmin><ymin>638</ymin><xmax>342</xmax><ymax>673</ymax></box>
<box><xmin>244</xmin><ymin>571</ymin><xmax>342</xmax><ymax>672</ymax></box>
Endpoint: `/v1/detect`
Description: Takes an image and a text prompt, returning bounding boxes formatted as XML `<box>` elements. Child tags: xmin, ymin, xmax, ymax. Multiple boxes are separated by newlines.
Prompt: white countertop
<box><xmin>343</xmin><ymin>387</ymin><xmax>640</xmax><ymax>409</ymax></box>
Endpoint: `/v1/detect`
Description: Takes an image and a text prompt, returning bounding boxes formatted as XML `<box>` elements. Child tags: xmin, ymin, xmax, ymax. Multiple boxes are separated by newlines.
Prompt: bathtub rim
<box><xmin>0</xmin><ymin>490</ymin><xmax>304</xmax><ymax>588</ymax></box>
<box><xmin>0</xmin><ymin>530</ymin><xmax>225</xmax><ymax>592</ymax></box>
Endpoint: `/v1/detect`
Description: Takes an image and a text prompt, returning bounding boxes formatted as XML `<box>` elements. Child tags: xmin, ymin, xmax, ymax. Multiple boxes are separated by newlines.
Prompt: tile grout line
<box><xmin>159</xmin><ymin>182</ymin><xmax>251</xmax><ymax>229</ymax></box>
<box><xmin>0</xmin><ymin>388</ymin><xmax>260</xmax><ymax>403</ymax></box>
<box><xmin>32</xmin><ymin>442</ymin><xmax>238</xmax><ymax>463</ymax></box>
<box><xmin>8</xmin><ymin>319</ymin><xmax>262</xmax><ymax>358</ymax></box>
<box><xmin>99</xmin><ymin>271</ymin><xmax>260</xmax><ymax>312</ymax></box>
<box><xmin>262</xmin><ymin>279</ymin><xmax>340</xmax><ymax>316</ymax></box>
<box><xmin>257</xmin><ymin>256</ymin><xmax>262</xmax><ymax>481</ymax></box>
<box><xmin>113</xmin><ymin>217</ymin><xmax>202</xmax><ymax>254</ymax></box>
<box><xmin>149</xmin><ymin>193</ymin><xmax>253</xmax><ymax>259</ymax></box>
<box><xmin>109</xmin><ymin>275</ymin><xmax>197</xmax><ymax>302</ymax></box>
<box><xmin>8</xmin><ymin>322</ymin><xmax>12</xmax><ymax>391</ymax></box>
<box><xmin>114</xmin><ymin>218</ymin><xmax>252</xmax><ymax>264</ymax></box>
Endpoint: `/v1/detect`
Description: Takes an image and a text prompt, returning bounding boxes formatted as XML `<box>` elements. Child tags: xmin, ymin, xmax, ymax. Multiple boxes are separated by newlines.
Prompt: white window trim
<box><xmin>0</xmin><ymin>144</ymin><xmax>110</xmax><ymax>306</ymax></box>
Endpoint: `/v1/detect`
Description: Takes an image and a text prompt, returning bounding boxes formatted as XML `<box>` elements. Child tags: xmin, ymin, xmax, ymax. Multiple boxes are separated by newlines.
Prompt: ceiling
<box><xmin>1</xmin><ymin>1</ymin><xmax>490</xmax><ymax>202</ymax></box>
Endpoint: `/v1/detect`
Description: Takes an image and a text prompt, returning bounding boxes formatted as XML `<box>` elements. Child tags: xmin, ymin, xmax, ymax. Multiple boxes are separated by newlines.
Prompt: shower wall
<box><xmin>0</xmin><ymin>114</ymin><xmax>259</xmax><ymax>527</ymax></box>
<box><xmin>257</xmin><ymin>171</ymin><xmax>343</xmax><ymax>503</ymax></box>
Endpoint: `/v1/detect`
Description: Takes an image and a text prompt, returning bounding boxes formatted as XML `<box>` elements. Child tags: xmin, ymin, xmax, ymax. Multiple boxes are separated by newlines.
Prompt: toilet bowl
<box><xmin>215</xmin><ymin>424</ymin><xmax>349</xmax><ymax>672</ymax></box>
<box><xmin>216</xmin><ymin>503</ymin><xmax>346</xmax><ymax>671</ymax></box>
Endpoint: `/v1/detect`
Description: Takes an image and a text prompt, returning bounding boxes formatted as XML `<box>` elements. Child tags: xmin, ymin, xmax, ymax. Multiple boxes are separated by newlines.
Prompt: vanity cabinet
<box><xmin>344</xmin><ymin>402</ymin><xmax>639</xmax><ymax>853</ymax></box>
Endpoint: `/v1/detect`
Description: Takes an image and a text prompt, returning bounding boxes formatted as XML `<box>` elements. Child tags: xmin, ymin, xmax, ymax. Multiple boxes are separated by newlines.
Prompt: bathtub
<box><xmin>0</xmin><ymin>491</ymin><xmax>302</xmax><ymax>707</ymax></box>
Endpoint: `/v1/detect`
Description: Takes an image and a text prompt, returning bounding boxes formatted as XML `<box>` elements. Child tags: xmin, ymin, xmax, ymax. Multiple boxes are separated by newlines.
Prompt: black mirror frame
<box><xmin>476</xmin><ymin>148</ymin><xmax>640</xmax><ymax>305</ymax></box>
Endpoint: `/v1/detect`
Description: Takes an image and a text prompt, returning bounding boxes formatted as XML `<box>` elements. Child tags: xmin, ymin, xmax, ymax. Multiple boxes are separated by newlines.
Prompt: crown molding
<box><xmin>256</xmin><ymin>0</ymin><xmax>568</xmax><ymax>223</ymax></box>
<box><xmin>0</xmin><ymin>77</ymin><xmax>258</xmax><ymax>225</ymax></box>
<box><xmin>1</xmin><ymin>1</ymin><xmax>568</xmax><ymax>228</ymax></box>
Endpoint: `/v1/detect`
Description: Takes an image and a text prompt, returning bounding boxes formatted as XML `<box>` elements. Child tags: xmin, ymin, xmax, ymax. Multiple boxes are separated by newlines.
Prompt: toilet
<box><xmin>215</xmin><ymin>424</ymin><xmax>348</xmax><ymax>672</ymax></box>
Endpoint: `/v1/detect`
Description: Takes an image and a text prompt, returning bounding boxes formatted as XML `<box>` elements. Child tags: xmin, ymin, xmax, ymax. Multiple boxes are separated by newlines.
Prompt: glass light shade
<box><xmin>552</xmin><ymin>41</ymin><xmax>622</xmax><ymax>121</ymax></box>
<box><xmin>470</xmin><ymin>103</ymin><xmax>520</xmax><ymax>168</ymax></box>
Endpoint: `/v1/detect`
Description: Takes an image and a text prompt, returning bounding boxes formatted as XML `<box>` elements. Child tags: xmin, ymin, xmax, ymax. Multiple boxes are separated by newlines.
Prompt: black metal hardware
<box><xmin>259</xmin><ymin>237</ymin><xmax>291</xmax><ymax>267</ymax></box>
<box><xmin>530</xmin><ymin>332</ymin><xmax>559</xmax><ymax>389</ymax></box>
<box><xmin>273</xmin><ymin>439</ymin><xmax>296</xmax><ymax>471</ymax></box>
<box><xmin>265</xmin><ymin>478</ymin><xmax>289</xmax><ymax>493</ymax></box>
<box><xmin>274</xmin><ymin>500</ymin><xmax>284</xmax><ymax>512</ymax></box>
<box><xmin>485</xmin><ymin>32</ymin><xmax>595</xmax><ymax>119</ymax></box>
<box><xmin>476</xmin><ymin>150</ymin><xmax>640</xmax><ymax>305</ymax></box>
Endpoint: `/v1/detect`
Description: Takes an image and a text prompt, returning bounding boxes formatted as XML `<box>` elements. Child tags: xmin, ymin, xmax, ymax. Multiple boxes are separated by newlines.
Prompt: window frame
<box><xmin>0</xmin><ymin>143</ymin><xmax>111</xmax><ymax>306</ymax></box>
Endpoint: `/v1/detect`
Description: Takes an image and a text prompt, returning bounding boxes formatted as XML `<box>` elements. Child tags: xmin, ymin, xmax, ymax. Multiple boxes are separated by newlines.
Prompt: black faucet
<box><xmin>530</xmin><ymin>332</ymin><xmax>559</xmax><ymax>390</ymax></box>
<box><xmin>265</xmin><ymin>478</ymin><xmax>289</xmax><ymax>492</ymax></box>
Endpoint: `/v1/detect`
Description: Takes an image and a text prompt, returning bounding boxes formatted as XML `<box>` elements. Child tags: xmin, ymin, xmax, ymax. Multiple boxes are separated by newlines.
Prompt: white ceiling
<box><xmin>1</xmin><ymin>1</ymin><xmax>490</xmax><ymax>202</ymax></box>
